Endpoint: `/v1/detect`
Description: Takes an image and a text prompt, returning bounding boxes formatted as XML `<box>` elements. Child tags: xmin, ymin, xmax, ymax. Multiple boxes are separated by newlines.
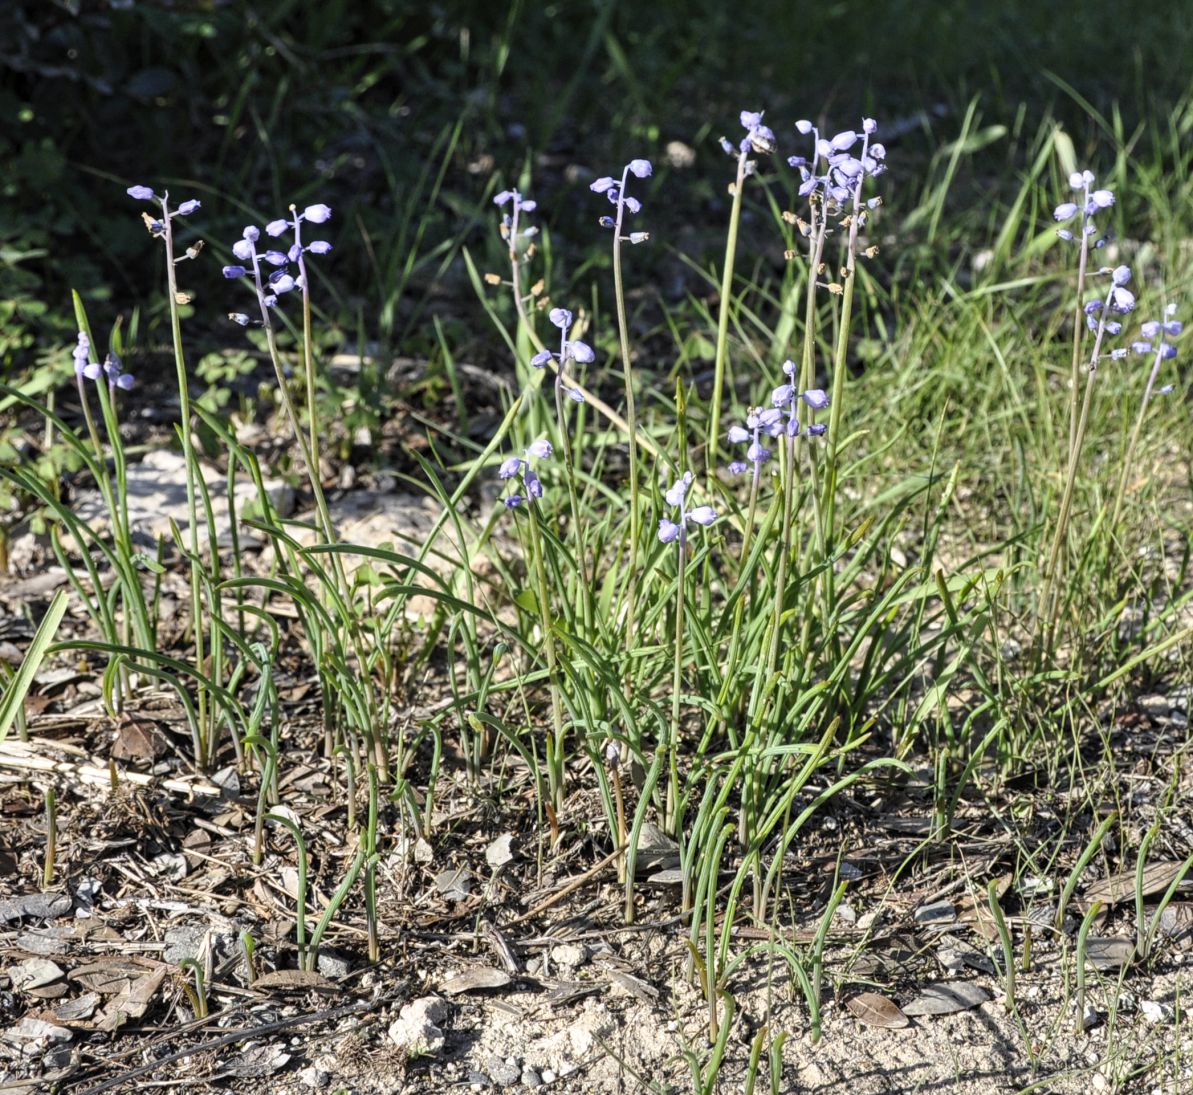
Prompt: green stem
<box><xmin>1039</xmin><ymin>299</ymin><xmax>1113</xmax><ymax>652</ymax></box>
<box><xmin>611</xmin><ymin>165</ymin><xmax>642</xmax><ymax>665</ymax></box>
<box><xmin>161</xmin><ymin>199</ymin><xmax>209</xmax><ymax>763</ymax></box>
<box><xmin>707</xmin><ymin>151</ymin><xmax>748</xmax><ymax>481</ymax></box>
<box><xmin>665</xmin><ymin>538</ymin><xmax>687</xmax><ymax>837</ymax></box>
<box><xmin>526</xmin><ymin>505</ymin><xmax>566</xmax><ymax>818</ymax></box>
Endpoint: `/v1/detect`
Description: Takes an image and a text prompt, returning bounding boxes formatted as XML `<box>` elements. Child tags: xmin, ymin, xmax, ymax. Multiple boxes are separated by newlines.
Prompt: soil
<box><xmin>2</xmin><ymin>418</ymin><xmax>1191</xmax><ymax>1094</ymax></box>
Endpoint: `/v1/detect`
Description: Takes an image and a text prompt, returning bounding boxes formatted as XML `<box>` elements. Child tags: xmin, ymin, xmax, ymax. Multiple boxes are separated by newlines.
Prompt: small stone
<box><xmin>551</xmin><ymin>943</ymin><xmax>588</xmax><ymax>972</ymax></box>
<box><xmin>1140</xmin><ymin>1000</ymin><xmax>1173</xmax><ymax>1025</ymax></box>
<box><xmin>387</xmin><ymin>996</ymin><xmax>449</xmax><ymax>1056</ymax></box>
<box><xmin>834</xmin><ymin>903</ymin><xmax>857</xmax><ymax>925</ymax></box>
<box><xmin>486</xmin><ymin>1054</ymin><xmax>521</xmax><ymax>1086</ymax></box>
<box><xmin>298</xmin><ymin>1066</ymin><xmax>330</xmax><ymax>1088</ymax></box>
<box><xmin>2</xmin><ymin>1017</ymin><xmax>72</xmax><ymax>1048</ymax></box>
<box><xmin>1082</xmin><ymin>1003</ymin><xmax>1100</xmax><ymax>1030</ymax></box>
<box><xmin>857</xmin><ymin>910</ymin><xmax>883</xmax><ymax>932</ymax></box>
<box><xmin>467</xmin><ymin>1070</ymin><xmax>487</xmax><ymax>1088</ymax></box>
<box><xmin>1091</xmin><ymin>1071</ymin><xmax>1108</xmax><ymax>1091</ymax></box>
<box><xmin>163</xmin><ymin>925</ymin><xmax>206</xmax><ymax>965</ymax></box>
<box><xmin>521</xmin><ymin>1067</ymin><xmax>543</xmax><ymax>1088</ymax></box>
<box><xmin>43</xmin><ymin>1043</ymin><xmax>73</xmax><ymax>1068</ymax></box>
<box><xmin>541</xmin><ymin>1068</ymin><xmax>557</xmax><ymax>1082</ymax></box>
<box><xmin>936</xmin><ymin>948</ymin><xmax>966</xmax><ymax>971</ymax></box>
<box><xmin>316</xmin><ymin>950</ymin><xmax>351</xmax><ymax>978</ymax></box>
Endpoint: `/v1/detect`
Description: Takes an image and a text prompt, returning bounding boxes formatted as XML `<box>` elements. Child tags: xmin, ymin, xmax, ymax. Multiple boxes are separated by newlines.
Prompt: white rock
<box><xmin>1140</xmin><ymin>1000</ymin><xmax>1173</xmax><ymax>1025</ymax></box>
<box><xmin>552</xmin><ymin>943</ymin><xmax>588</xmax><ymax>972</ymax></box>
<box><xmin>298</xmin><ymin>1066</ymin><xmax>330</xmax><ymax>1088</ymax></box>
<box><xmin>387</xmin><ymin>996</ymin><xmax>449</xmax><ymax>1055</ymax></box>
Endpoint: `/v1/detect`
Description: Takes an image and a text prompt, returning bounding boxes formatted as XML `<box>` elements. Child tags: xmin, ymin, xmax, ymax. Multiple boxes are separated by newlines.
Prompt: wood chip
<box><xmin>846</xmin><ymin>991</ymin><xmax>910</xmax><ymax>1028</ymax></box>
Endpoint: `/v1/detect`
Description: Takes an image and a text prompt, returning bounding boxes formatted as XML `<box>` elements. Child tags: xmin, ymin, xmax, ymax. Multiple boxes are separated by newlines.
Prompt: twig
<box><xmin>504</xmin><ymin>844</ymin><xmax>626</xmax><ymax>926</ymax></box>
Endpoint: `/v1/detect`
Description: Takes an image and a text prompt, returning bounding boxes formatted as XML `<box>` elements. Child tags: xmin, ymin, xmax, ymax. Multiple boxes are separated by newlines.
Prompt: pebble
<box><xmin>551</xmin><ymin>943</ymin><xmax>588</xmax><ymax>971</ymax></box>
<box><xmin>316</xmin><ymin>950</ymin><xmax>351</xmax><ymax>978</ymax></box>
<box><xmin>541</xmin><ymin>1068</ymin><xmax>557</xmax><ymax>1082</ymax></box>
<box><xmin>486</xmin><ymin>1054</ymin><xmax>521</xmax><ymax>1087</ymax></box>
<box><xmin>387</xmin><ymin>996</ymin><xmax>449</xmax><ymax>1055</ymax></box>
<box><xmin>298</xmin><ymin>1066</ymin><xmax>330</xmax><ymax>1088</ymax></box>
<box><xmin>521</xmin><ymin>1068</ymin><xmax>543</xmax><ymax>1088</ymax></box>
<box><xmin>1082</xmin><ymin>1003</ymin><xmax>1100</xmax><ymax>1030</ymax></box>
<box><xmin>1141</xmin><ymin>1000</ymin><xmax>1173</xmax><ymax>1025</ymax></box>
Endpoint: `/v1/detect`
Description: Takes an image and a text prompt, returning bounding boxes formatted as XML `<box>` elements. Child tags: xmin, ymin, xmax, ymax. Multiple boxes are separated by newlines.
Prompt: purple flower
<box><xmin>266</xmin><ymin>218</ymin><xmax>289</xmax><ymax>237</ymax></box>
<box><xmin>801</xmin><ymin>389</ymin><xmax>830</xmax><ymax>411</ymax></box>
<box><xmin>126</xmin><ymin>185</ymin><xmax>156</xmax><ymax>201</ymax></box>
<box><xmin>658</xmin><ymin>471</ymin><xmax>716</xmax><ymax>544</ymax></box>
<box><xmin>727</xmin><ymin>406</ymin><xmax>783</xmax><ymax>474</ymax></box>
<box><xmin>790</xmin><ymin>115</ymin><xmax>885</xmax><ymax>206</ymax></box>
<box><xmin>308</xmin><ymin>240</ymin><xmax>332</xmax><ymax>255</ymax></box>
<box><xmin>103</xmin><ymin>352</ymin><xmax>134</xmax><ymax>391</ymax></box>
<box><xmin>549</xmin><ymin>307</ymin><xmax>573</xmax><ymax>331</ymax></box>
<box><xmin>222</xmin><ymin>264</ymin><xmax>247</xmax><ymax>278</ymax></box>
<box><xmin>229</xmin><ymin>313</ymin><xmax>250</xmax><ymax>326</ymax></box>
<box><xmin>591</xmin><ymin>158</ymin><xmax>652</xmax><ymax>233</ymax></box>
<box><xmin>1054</xmin><ymin>170</ymin><xmax>1114</xmax><ymax>246</ymax></box>
<box><xmin>302</xmin><ymin>203</ymin><xmax>332</xmax><ymax>223</ymax></box>
<box><xmin>176</xmin><ymin>200</ymin><xmax>201</xmax><ymax>216</ymax></box>
<box><xmin>530</xmin><ymin>350</ymin><xmax>553</xmax><ymax>368</ymax></box>
<box><xmin>262</xmin><ymin>250</ymin><xmax>289</xmax><ymax>266</ymax></box>
<box><xmin>498</xmin><ymin>438</ymin><xmax>552</xmax><ymax>508</ymax></box>
<box><xmin>1109</xmin><ymin>266</ymin><xmax>1135</xmax><ymax>313</ymax></box>
<box><xmin>568</xmin><ymin>341</ymin><xmax>594</xmax><ymax>364</ymax></box>
<box><xmin>1133</xmin><ymin>304</ymin><xmax>1182</xmax><ymax>360</ymax></box>
<box><xmin>738</xmin><ymin>109</ymin><xmax>775</xmax><ymax>154</ymax></box>
<box><xmin>243</xmin><ymin>225</ymin><xmax>260</xmax><ymax>242</ymax></box>
<box><xmin>72</xmin><ymin>332</ymin><xmax>90</xmax><ymax>375</ymax></box>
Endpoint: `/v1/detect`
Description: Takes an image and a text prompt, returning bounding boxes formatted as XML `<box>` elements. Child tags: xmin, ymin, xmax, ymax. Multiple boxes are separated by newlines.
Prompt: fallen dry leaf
<box><xmin>1080</xmin><ymin>862</ymin><xmax>1190</xmax><ymax>910</ymax></box>
<box><xmin>846</xmin><ymin>991</ymin><xmax>910</xmax><ymax>1028</ymax></box>
<box><xmin>902</xmin><ymin>981</ymin><xmax>990</xmax><ymax>1016</ymax></box>
<box><xmin>254</xmin><ymin>968</ymin><xmax>337</xmax><ymax>993</ymax></box>
<box><xmin>440</xmin><ymin>967</ymin><xmax>511</xmax><ymax>995</ymax></box>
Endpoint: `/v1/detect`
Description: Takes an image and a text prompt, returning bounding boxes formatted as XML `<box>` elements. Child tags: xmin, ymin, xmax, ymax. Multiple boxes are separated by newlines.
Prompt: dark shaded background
<box><xmin>2</xmin><ymin>0</ymin><xmax>1191</xmax><ymax>377</ymax></box>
